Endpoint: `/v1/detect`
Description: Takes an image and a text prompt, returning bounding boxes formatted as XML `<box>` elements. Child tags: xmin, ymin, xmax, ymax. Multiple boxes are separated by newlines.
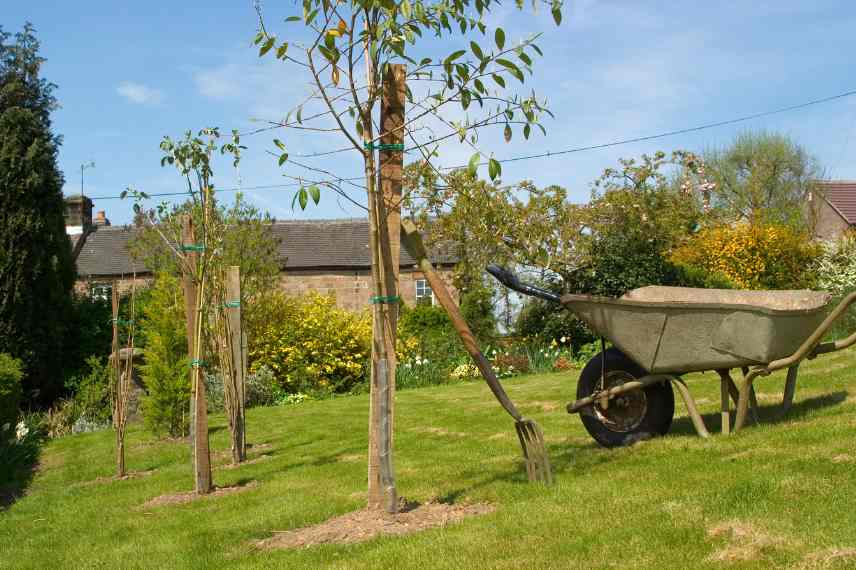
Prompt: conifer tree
<box><xmin>0</xmin><ymin>24</ymin><xmax>73</xmax><ymax>404</ymax></box>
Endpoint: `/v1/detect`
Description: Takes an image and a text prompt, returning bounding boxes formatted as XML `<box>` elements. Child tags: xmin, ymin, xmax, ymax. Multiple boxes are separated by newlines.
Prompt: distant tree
<box><xmin>702</xmin><ymin>131</ymin><xmax>824</xmax><ymax>230</ymax></box>
<box><xmin>128</xmin><ymin>192</ymin><xmax>281</xmax><ymax>344</ymax></box>
<box><xmin>0</xmin><ymin>24</ymin><xmax>74</xmax><ymax>404</ymax></box>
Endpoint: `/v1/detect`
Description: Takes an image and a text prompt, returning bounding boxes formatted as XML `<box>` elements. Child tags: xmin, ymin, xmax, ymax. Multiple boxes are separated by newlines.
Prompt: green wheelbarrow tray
<box><xmin>487</xmin><ymin>265</ymin><xmax>856</xmax><ymax>444</ymax></box>
<box><xmin>563</xmin><ymin>286</ymin><xmax>831</xmax><ymax>374</ymax></box>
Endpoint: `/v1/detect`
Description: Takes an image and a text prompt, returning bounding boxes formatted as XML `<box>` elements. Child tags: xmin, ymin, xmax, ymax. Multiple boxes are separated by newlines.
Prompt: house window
<box><xmin>415</xmin><ymin>279</ymin><xmax>434</xmax><ymax>306</ymax></box>
<box><xmin>90</xmin><ymin>282</ymin><xmax>112</xmax><ymax>302</ymax></box>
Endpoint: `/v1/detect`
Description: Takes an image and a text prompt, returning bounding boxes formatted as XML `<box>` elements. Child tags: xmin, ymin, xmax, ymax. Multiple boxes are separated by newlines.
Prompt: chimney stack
<box><xmin>64</xmin><ymin>195</ymin><xmax>93</xmax><ymax>235</ymax></box>
<box><xmin>94</xmin><ymin>210</ymin><xmax>110</xmax><ymax>227</ymax></box>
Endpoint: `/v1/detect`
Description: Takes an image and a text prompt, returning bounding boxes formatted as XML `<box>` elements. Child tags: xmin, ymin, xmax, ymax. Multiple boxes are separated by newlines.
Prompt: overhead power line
<box><xmin>86</xmin><ymin>86</ymin><xmax>856</xmax><ymax>201</ymax></box>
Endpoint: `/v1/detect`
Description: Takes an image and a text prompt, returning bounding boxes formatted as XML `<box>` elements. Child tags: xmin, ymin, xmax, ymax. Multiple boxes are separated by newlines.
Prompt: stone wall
<box><xmin>74</xmin><ymin>275</ymin><xmax>153</xmax><ymax>298</ymax></box>
<box><xmin>813</xmin><ymin>199</ymin><xmax>851</xmax><ymax>241</ymax></box>
<box><xmin>277</xmin><ymin>266</ymin><xmax>458</xmax><ymax>311</ymax></box>
<box><xmin>74</xmin><ymin>266</ymin><xmax>458</xmax><ymax>311</ymax></box>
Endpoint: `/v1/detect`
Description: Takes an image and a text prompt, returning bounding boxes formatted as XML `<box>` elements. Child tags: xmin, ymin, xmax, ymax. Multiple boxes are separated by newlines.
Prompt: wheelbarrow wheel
<box><xmin>576</xmin><ymin>348</ymin><xmax>674</xmax><ymax>448</ymax></box>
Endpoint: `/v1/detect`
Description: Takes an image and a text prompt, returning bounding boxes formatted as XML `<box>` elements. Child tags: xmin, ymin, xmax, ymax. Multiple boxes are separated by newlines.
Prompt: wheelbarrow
<box><xmin>488</xmin><ymin>265</ymin><xmax>856</xmax><ymax>447</ymax></box>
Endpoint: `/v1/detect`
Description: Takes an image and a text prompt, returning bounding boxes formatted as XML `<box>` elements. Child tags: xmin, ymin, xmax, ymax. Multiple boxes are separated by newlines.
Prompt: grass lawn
<box><xmin>1</xmin><ymin>349</ymin><xmax>855</xmax><ymax>569</ymax></box>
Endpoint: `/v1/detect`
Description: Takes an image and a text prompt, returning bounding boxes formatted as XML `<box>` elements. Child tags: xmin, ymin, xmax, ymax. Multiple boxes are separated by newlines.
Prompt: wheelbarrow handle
<box><xmin>486</xmin><ymin>265</ymin><xmax>562</xmax><ymax>304</ymax></box>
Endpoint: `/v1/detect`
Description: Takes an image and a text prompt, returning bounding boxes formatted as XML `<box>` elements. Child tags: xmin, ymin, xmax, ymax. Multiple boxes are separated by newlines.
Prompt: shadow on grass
<box><xmin>670</xmin><ymin>390</ymin><xmax>849</xmax><ymax>437</ymax></box>
<box><xmin>0</xmin><ymin>440</ymin><xmax>41</xmax><ymax>511</ymax></box>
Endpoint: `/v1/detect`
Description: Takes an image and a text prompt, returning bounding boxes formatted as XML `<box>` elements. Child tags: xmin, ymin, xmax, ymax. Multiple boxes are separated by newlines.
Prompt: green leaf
<box><xmin>276</xmin><ymin>42</ymin><xmax>289</xmax><ymax>59</ymax></box>
<box><xmin>461</xmin><ymin>89</ymin><xmax>471</xmax><ymax>110</ymax></box>
<box><xmin>259</xmin><ymin>36</ymin><xmax>276</xmax><ymax>57</ymax></box>
<box><xmin>308</xmin><ymin>185</ymin><xmax>321</xmax><ymax>205</ymax></box>
<box><xmin>444</xmin><ymin>50</ymin><xmax>466</xmax><ymax>66</ymax></box>
<box><xmin>278</xmin><ymin>153</ymin><xmax>289</xmax><ymax>166</ymax></box>
<box><xmin>470</xmin><ymin>41</ymin><xmax>484</xmax><ymax>61</ymax></box>
<box><xmin>495</xmin><ymin>28</ymin><xmax>505</xmax><ymax>50</ymax></box>
<box><xmin>299</xmin><ymin>187</ymin><xmax>308</xmax><ymax>210</ymax></box>
<box><xmin>496</xmin><ymin>58</ymin><xmax>524</xmax><ymax>82</ymax></box>
<box><xmin>488</xmin><ymin>158</ymin><xmax>501</xmax><ymax>180</ymax></box>
<box><xmin>273</xmin><ymin>138</ymin><xmax>286</xmax><ymax>151</ymax></box>
<box><xmin>518</xmin><ymin>51</ymin><xmax>532</xmax><ymax>66</ymax></box>
<box><xmin>492</xmin><ymin>73</ymin><xmax>505</xmax><ymax>88</ymax></box>
<box><xmin>401</xmin><ymin>0</ymin><xmax>412</xmax><ymax>19</ymax></box>
<box><xmin>285</xmin><ymin>15</ymin><xmax>301</xmax><ymax>22</ymax></box>
<box><xmin>504</xmin><ymin>123</ymin><xmax>512</xmax><ymax>143</ymax></box>
<box><xmin>253</xmin><ymin>31</ymin><xmax>265</xmax><ymax>45</ymax></box>
<box><xmin>523</xmin><ymin>124</ymin><xmax>531</xmax><ymax>139</ymax></box>
<box><xmin>552</xmin><ymin>1</ymin><xmax>563</xmax><ymax>25</ymax></box>
<box><xmin>468</xmin><ymin>152</ymin><xmax>481</xmax><ymax>176</ymax></box>
<box><xmin>120</xmin><ymin>190</ymin><xmax>128</xmax><ymax>199</ymax></box>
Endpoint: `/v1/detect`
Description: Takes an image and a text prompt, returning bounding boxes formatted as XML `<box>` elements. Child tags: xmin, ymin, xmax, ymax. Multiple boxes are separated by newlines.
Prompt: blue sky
<box><xmin>5</xmin><ymin>1</ymin><xmax>856</xmax><ymax>225</ymax></box>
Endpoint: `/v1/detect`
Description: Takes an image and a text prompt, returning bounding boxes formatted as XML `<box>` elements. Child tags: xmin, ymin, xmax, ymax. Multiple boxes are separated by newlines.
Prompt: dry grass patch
<box><xmin>706</xmin><ymin>519</ymin><xmax>789</xmax><ymax>563</ymax></box>
<box><xmin>254</xmin><ymin>500</ymin><xmax>495</xmax><ymax>550</ymax></box>
<box><xmin>409</xmin><ymin>426</ymin><xmax>469</xmax><ymax>438</ymax></box>
<box><xmin>141</xmin><ymin>481</ymin><xmax>258</xmax><ymax>508</ymax></box>
<box><xmin>797</xmin><ymin>547</ymin><xmax>856</xmax><ymax>569</ymax></box>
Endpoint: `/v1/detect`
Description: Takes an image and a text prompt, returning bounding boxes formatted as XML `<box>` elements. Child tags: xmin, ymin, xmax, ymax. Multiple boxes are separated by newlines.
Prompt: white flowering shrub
<box><xmin>814</xmin><ymin>234</ymin><xmax>856</xmax><ymax>296</ymax></box>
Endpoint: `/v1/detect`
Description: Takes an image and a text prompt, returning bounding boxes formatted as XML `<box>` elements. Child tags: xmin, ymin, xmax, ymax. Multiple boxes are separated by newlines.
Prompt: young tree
<box><xmin>703</xmin><ymin>131</ymin><xmax>824</xmax><ymax>231</ymax></box>
<box><xmin>129</xmin><ymin>193</ymin><xmax>281</xmax><ymax>342</ymax></box>
<box><xmin>128</xmin><ymin>128</ymin><xmax>247</xmax><ymax>493</ymax></box>
<box><xmin>253</xmin><ymin>0</ymin><xmax>564</xmax><ymax>509</ymax></box>
<box><xmin>0</xmin><ymin>24</ymin><xmax>73</xmax><ymax>404</ymax></box>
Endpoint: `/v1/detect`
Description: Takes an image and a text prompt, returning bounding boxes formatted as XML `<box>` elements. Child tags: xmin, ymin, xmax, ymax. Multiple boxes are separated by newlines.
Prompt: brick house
<box><xmin>811</xmin><ymin>181</ymin><xmax>856</xmax><ymax>240</ymax></box>
<box><xmin>66</xmin><ymin>195</ymin><xmax>459</xmax><ymax>308</ymax></box>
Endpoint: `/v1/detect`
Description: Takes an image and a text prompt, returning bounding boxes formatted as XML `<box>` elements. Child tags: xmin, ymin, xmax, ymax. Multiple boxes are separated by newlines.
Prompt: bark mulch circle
<box><xmin>74</xmin><ymin>469</ymin><xmax>156</xmax><ymax>488</ymax></box>
<box><xmin>141</xmin><ymin>481</ymin><xmax>258</xmax><ymax>509</ymax></box>
<box><xmin>255</xmin><ymin>499</ymin><xmax>495</xmax><ymax>550</ymax></box>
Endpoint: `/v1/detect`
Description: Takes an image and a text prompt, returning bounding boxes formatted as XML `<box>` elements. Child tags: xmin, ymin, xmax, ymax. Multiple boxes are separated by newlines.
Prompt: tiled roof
<box><xmin>819</xmin><ymin>181</ymin><xmax>856</xmax><ymax>225</ymax></box>
<box><xmin>74</xmin><ymin>219</ymin><xmax>457</xmax><ymax>278</ymax></box>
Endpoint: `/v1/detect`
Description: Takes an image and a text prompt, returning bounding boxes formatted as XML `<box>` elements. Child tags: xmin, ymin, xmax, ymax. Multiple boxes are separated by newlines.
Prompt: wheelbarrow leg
<box><xmin>672</xmin><ymin>378</ymin><xmax>710</xmax><ymax>438</ymax></box>
<box><xmin>734</xmin><ymin>369</ymin><xmax>762</xmax><ymax>432</ymax></box>
<box><xmin>722</xmin><ymin>370</ymin><xmax>759</xmax><ymax>428</ymax></box>
<box><xmin>781</xmin><ymin>364</ymin><xmax>799</xmax><ymax>417</ymax></box>
<box><xmin>716</xmin><ymin>370</ymin><xmax>731</xmax><ymax>435</ymax></box>
<box><xmin>741</xmin><ymin>367</ymin><xmax>761</xmax><ymax>424</ymax></box>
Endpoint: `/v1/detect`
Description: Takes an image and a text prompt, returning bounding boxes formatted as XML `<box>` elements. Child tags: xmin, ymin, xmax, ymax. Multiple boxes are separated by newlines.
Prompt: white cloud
<box><xmin>116</xmin><ymin>81</ymin><xmax>165</xmax><ymax>105</ymax></box>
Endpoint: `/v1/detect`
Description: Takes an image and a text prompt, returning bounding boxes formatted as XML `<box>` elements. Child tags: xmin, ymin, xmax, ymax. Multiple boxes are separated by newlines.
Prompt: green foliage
<box><xmin>515</xmin><ymin>297</ymin><xmax>595</xmax><ymax>349</ymax></box>
<box><xmin>137</xmin><ymin>274</ymin><xmax>190</xmax><ymax>437</ymax></box>
<box><xmin>0</xmin><ymin>353</ymin><xmax>24</xmax><ymax>439</ymax></box>
<box><xmin>459</xmin><ymin>283</ymin><xmax>496</xmax><ymax>340</ymax></box>
<box><xmin>567</xmin><ymin>152</ymin><xmax>709</xmax><ymax>297</ymax></box>
<box><xmin>64</xmin><ymin>356</ymin><xmax>112</xmax><ymax>427</ymax></box>
<box><xmin>0</xmin><ymin>24</ymin><xmax>74</xmax><ymax>405</ymax></box>
<box><xmin>245</xmin><ymin>365</ymin><xmax>280</xmax><ymax>408</ymax></box>
<box><xmin>62</xmin><ymin>295</ymin><xmax>112</xmax><ymax>386</ymax></box>
<box><xmin>703</xmin><ymin>131</ymin><xmax>823</xmax><ymax>231</ymax></box>
<box><xmin>398</xmin><ymin>302</ymin><xmax>464</xmax><ymax>366</ymax></box>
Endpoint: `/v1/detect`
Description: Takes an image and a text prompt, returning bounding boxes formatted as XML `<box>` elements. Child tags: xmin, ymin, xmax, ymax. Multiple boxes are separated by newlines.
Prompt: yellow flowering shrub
<box><xmin>670</xmin><ymin>223</ymin><xmax>820</xmax><ymax>290</ymax></box>
<box><xmin>249</xmin><ymin>291</ymin><xmax>417</xmax><ymax>394</ymax></box>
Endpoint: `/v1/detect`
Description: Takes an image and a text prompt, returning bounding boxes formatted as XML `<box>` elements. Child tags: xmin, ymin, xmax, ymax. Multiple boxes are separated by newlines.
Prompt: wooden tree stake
<box><xmin>225</xmin><ymin>265</ymin><xmax>246</xmax><ymax>462</ymax></box>
<box><xmin>181</xmin><ymin>214</ymin><xmax>212</xmax><ymax>494</ymax></box>
<box><xmin>367</xmin><ymin>63</ymin><xmax>406</xmax><ymax>512</ymax></box>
